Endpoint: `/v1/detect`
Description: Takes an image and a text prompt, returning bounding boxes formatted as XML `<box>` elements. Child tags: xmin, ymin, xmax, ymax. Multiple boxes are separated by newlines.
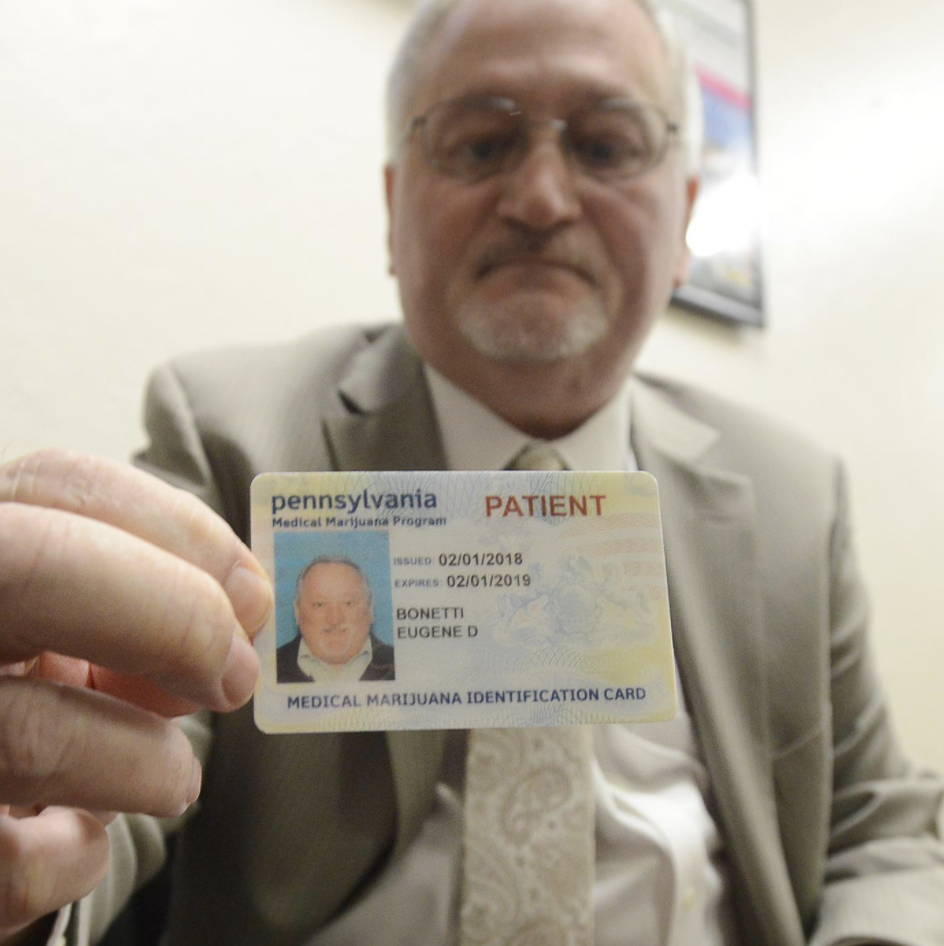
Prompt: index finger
<box><xmin>0</xmin><ymin>450</ymin><xmax>272</xmax><ymax>636</ymax></box>
<box><xmin>0</xmin><ymin>503</ymin><xmax>259</xmax><ymax>712</ymax></box>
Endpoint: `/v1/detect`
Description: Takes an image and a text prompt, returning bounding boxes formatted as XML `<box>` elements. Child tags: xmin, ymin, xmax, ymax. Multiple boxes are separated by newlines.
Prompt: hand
<box><xmin>0</xmin><ymin>450</ymin><xmax>273</xmax><ymax>939</ymax></box>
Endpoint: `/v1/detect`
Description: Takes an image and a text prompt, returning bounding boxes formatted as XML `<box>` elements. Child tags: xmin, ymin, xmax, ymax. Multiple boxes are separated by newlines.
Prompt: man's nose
<box><xmin>496</xmin><ymin>129</ymin><xmax>581</xmax><ymax>232</ymax></box>
<box><xmin>324</xmin><ymin>601</ymin><xmax>344</xmax><ymax>625</ymax></box>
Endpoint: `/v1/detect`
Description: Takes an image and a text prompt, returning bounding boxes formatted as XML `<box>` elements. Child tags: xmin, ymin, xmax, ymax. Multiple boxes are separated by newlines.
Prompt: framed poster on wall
<box><xmin>659</xmin><ymin>0</ymin><xmax>764</xmax><ymax>326</ymax></box>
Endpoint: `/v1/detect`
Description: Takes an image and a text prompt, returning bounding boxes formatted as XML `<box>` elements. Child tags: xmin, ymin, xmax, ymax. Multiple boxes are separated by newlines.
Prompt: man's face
<box><xmin>294</xmin><ymin>563</ymin><xmax>374</xmax><ymax>665</ymax></box>
<box><xmin>386</xmin><ymin>0</ymin><xmax>697</xmax><ymax>421</ymax></box>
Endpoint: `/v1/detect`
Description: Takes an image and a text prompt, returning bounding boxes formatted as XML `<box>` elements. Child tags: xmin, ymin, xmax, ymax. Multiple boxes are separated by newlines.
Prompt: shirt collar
<box><xmin>297</xmin><ymin>634</ymin><xmax>373</xmax><ymax>683</ymax></box>
<box><xmin>424</xmin><ymin>365</ymin><xmax>637</xmax><ymax>473</ymax></box>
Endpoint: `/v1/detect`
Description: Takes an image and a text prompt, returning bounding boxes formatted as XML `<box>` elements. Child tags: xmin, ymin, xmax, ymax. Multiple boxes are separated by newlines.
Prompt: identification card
<box><xmin>251</xmin><ymin>470</ymin><xmax>676</xmax><ymax>733</ymax></box>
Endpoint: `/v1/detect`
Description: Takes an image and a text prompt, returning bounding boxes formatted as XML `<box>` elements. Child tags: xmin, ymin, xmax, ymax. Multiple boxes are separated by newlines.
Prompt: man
<box><xmin>0</xmin><ymin>0</ymin><xmax>942</xmax><ymax>943</ymax></box>
<box><xmin>276</xmin><ymin>557</ymin><xmax>394</xmax><ymax>683</ymax></box>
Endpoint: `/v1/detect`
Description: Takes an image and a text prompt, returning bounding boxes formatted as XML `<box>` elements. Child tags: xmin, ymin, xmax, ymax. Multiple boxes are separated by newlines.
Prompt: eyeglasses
<box><xmin>404</xmin><ymin>95</ymin><xmax>680</xmax><ymax>182</ymax></box>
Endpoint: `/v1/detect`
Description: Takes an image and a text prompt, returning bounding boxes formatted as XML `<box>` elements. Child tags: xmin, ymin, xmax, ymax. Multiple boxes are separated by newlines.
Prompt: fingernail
<box><xmin>224</xmin><ymin>563</ymin><xmax>274</xmax><ymax>635</ymax></box>
<box><xmin>222</xmin><ymin>634</ymin><xmax>260</xmax><ymax>706</ymax></box>
<box><xmin>187</xmin><ymin>758</ymin><xmax>203</xmax><ymax>808</ymax></box>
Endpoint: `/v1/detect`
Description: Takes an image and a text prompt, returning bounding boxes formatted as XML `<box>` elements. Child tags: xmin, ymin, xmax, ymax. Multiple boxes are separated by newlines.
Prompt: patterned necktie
<box><xmin>459</xmin><ymin>445</ymin><xmax>595</xmax><ymax>946</ymax></box>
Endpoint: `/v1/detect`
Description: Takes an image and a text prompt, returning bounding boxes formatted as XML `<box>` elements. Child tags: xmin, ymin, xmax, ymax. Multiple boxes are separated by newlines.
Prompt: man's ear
<box><xmin>384</xmin><ymin>164</ymin><xmax>397</xmax><ymax>277</ymax></box>
<box><xmin>672</xmin><ymin>176</ymin><xmax>700</xmax><ymax>289</ymax></box>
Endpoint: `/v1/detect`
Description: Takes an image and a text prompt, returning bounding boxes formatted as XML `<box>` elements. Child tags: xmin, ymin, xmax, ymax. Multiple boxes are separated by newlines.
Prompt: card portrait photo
<box><xmin>273</xmin><ymin>530</ymin><xmax>395</xmax><ymax>684</ymax></box>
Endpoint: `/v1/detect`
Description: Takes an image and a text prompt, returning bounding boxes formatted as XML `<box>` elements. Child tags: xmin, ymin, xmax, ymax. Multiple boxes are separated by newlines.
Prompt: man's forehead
<box><xmin>413</xmin><ymin>0</ymin><xmax>672</xmax><ymax>113</ymax></box>
<box><xmin>302</xmin><ymin>563</ymin><xmax>362</xmax><ymax>589</ymax></box>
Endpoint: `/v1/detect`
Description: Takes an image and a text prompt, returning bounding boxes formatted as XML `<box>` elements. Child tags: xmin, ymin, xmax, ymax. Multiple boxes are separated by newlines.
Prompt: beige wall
<box><xmin>1</xmin><ymin>0</ymin><xmax>942</xmax><ymax>786</ymax></box>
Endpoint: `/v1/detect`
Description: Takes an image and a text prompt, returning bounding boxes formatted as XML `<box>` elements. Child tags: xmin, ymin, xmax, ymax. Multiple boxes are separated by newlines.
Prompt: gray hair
<box><xmin>385</xmin><ymin>0</ymin><xmax>704</xmax><ymax>176</ymax></box>
<box><xmin>295</xmin><ymin>556</ymin><xmax>374</xmax><ymax>607</ymax></box>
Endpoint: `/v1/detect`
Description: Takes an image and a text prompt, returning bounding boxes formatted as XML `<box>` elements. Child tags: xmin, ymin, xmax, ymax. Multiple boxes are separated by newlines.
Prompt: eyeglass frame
<box><xmin>401</xmin><ymin>94</ymin><xmax>682</xmax><ymax>183</ymax></box>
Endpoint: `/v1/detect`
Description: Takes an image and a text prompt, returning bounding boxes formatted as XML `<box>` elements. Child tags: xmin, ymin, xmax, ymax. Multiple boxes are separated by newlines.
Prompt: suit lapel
<box><xmin>322</xmin><ymin>326</ymin><xmax>448</xmax><ymax>856</ymax></box>
<box><xmin>632</xmin><ymin>378</ymin><xmax>804</xmax><ymax>946</ymax></box>
<box><xmin>324</xmin><ymin>325</ymin><xmax>446</xmax><ymax>473</ymax></box>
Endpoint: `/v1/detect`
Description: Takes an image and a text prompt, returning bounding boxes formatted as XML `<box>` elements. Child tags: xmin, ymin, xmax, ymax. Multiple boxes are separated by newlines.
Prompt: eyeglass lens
<box><xmin>421</xmin><ymin>99</ymin><xmax>669</xmax><ymax>181</ymax></box>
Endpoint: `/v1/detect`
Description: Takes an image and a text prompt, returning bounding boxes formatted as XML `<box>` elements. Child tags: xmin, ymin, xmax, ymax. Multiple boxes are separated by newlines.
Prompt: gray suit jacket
<box><xmin>77</xmin><ymin>324</ymin><xmax>944</xmax><ymax>945</ymax></box>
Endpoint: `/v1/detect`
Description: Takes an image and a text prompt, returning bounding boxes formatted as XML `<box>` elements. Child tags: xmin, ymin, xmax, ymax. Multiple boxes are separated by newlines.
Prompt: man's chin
<box><xmin>457</xmin><ymin>306</ymin><xmax>609</xmax><ymax>364</ymax></box>
<box><xmin>320</xmin><ymin>654</ymin><xmax>353</xmax><ymax>666</ymax></box>
<box><xmin>316</xmin><ymin>642</ymin><xmax>354</xmax><ymax>663</ymax></box>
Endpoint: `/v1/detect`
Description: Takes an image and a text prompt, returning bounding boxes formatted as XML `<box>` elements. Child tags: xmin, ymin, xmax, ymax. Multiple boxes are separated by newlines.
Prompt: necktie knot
<box><xmin>508</xmin><ymin>445</ymin><xmax>568</xmax><ymax>472</ymax></box>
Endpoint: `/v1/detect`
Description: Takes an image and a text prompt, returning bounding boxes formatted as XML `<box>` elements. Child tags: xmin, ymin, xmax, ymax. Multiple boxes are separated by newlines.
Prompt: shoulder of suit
<box><xmin>276</xmin><ymin>635</ymin><xmax>300</xmax><ymax>655</ymax></box>
<box><xmin>371</xmin><ymin>634</ymin><xmax>395</xmax><ymax>661</ymax></box>
<box><xmin>634</xmin><ymin>371</ymin><xmax>840</xmax><ymax>485</ymax></box>
<box><xmin>161</xmin><ymin>323</ymin><xmax>401</xmax><ymax>404</ymax></box>
<box><xmin>141</xmin><ymin>323</ymin><xmax>424</xmax><ymax>460</ymax></box>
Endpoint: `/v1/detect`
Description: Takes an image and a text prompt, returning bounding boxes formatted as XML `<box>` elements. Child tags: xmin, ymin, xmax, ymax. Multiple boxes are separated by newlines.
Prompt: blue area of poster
<box><xmin>701</xmin><ymin>81</ymin><xmax>753</xmax><ymax>173</ymax></box>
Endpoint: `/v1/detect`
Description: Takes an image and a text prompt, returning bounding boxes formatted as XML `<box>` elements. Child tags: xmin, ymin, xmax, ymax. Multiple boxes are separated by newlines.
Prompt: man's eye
<box><xmin>584</xmin><ymin>138</ymin><xmax>620</xmax><ymax>165</ymax></box>
<box><xmin>468</xmin><ymin>136</ymin><xmax>507</xmax><ymax>160</ymax></box>
<box><xmin>572</xmin><ymin>133</ymin><xmax>643</xmax><ymax>170</ymax></box>
<box><xmin>455</xmin><ymin>135</ymin><xmax>512</xmax><ymax>168</ymax></box>
<box><xmin>450</xmin><ymin>133</ymin><xmax>515</xmax><ymax>169</ymax></box>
